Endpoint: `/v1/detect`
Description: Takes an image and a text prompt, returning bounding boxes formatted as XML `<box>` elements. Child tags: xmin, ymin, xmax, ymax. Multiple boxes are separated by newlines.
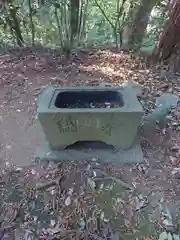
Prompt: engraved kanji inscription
<box><xmin>57</xmin><ymin>116</ymin><xmax>78</xmax><ymax>134</ymax></box>
<box><xmin>101</xmin><ymin>123</ymin><xmax>112</xmax><ymax>136</ymax></box>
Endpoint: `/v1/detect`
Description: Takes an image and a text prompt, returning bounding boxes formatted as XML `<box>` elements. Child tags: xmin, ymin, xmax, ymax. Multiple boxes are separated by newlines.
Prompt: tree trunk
<box><xmin>78</xmin><ymin>0</ymin><xmax>89</xmax><ymax>42</ymax></box>
<box><xmin>122</xmin><ymin>0</ymin><xmax>159</xmax><ymax>50</ymax></box>
<box><xmin>69</xmin><ymin>0</ymin><xmax>79</xmax><ymax>45</ymax></box>
<box><xmin>121</xmin><ymin>1</ymin><xmax>137</xmax><ymax>50</ymax></box>
<box><xmin>154</xmin><ymin>0</ymin><xmax>180</xmax><ymax>71</ymax></box>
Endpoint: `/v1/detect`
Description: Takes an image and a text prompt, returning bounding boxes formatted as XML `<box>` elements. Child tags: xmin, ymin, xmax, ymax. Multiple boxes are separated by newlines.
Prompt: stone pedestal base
<box><xmin>35</xmin><ymin>137</ymin><xmax>144</xmax><ymax>164</ymax></box>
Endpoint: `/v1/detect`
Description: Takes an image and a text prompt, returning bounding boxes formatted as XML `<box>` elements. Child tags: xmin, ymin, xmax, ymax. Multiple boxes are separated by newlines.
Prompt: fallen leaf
<box><xmin>65</xmin><ymin>196</ymin><xmax>71</xmax><ymax>206</ymax></box>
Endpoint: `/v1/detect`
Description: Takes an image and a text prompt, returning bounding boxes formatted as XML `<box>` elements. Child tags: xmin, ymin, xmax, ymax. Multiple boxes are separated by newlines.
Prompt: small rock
<box><xmin>156</xmin><ymin>93</ymin><xmax>179</xmax><ymax>108</ymax></box>
<box><xmin>143</xmin><ymin>93</ymin><xmax>179</xmax><ymax>128</ymax></box>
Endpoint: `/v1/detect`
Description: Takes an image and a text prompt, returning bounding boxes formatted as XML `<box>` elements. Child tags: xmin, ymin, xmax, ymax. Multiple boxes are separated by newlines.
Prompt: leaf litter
<box><xmin>0</xmin><ymin>47</ymin><xmax>180</xmax><ymax>238</ymax></box>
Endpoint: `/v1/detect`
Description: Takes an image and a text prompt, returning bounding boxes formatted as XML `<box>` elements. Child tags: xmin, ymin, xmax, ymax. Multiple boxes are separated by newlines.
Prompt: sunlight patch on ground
<box><xmin>79</xmin><ymin>64</ymin><xmax>133</xmax><ymax>83</ymax></box>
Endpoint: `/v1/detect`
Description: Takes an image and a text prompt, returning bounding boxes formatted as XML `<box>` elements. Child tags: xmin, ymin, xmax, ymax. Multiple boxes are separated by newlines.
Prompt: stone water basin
<box><xmin>37</xmin><ymin>85</ymin><xmax>143</xmax><ymax>151</ymax></box>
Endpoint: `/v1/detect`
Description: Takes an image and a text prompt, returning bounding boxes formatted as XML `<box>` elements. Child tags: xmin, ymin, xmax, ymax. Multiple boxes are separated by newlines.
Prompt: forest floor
<box><xmin>0</xmin><ymin>47</ymin><xmax>180</xmax><ymax>239</ymax></box>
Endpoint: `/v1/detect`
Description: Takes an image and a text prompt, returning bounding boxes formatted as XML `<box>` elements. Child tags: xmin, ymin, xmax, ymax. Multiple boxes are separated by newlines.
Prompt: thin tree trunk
<box><xmin>78</xmin><ymin>0</ymin><xmax>89</xmax><ymax>42</ymax></box>
<box><xmin>28</xmin><ymin>0</ymin><xmax>35</xmax><ymax>45</ymax></box>
<box><xmin>54</xmin><ymin>5</ymin><xmax>62</xmax><ymax>42</ymax></box>
<box><xmin>7</xmin><ymin>3</ymin><xmax>24</xmax><ymax>46</ymax></box>
<box><xmin>115</xmin><ymin>0</ymin><xmax>127</xmax><ymax>48</ymax></box>
<box><xmin>94</xmin><ymin>0</ymin><xmax>118</xmax><ymax>48</ymax></box>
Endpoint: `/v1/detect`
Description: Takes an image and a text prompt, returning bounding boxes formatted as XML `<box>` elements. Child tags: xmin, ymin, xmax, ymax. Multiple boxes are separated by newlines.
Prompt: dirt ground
<box><xmin>0</xmin><ymin>47</ymin><xmax>180</xmax><ymax>227</ymax></box>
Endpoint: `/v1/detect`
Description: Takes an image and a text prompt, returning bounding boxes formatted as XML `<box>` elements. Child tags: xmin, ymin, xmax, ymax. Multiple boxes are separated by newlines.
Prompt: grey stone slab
<box><xmin>35</xmin><ymin>136</ymin><xmax>144</xmax><ymax>164</ymax></box>
<box><xmin>156</xmin><ymin>93</ymin><xmax>179</xmax><ymax>107</ymax></box>
<box><xmin>143</xmin><ymin>93</ymin><xmax>179</xmax><ymax>129</ymax></box>
<box><xmin>37</xmin><ymin>85</ymin><xmax>143</xmax><ymax>151</ymax></box>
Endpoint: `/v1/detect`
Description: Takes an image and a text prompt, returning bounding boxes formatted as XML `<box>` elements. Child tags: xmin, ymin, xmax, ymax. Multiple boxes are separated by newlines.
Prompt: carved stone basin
<box><xmin>37</xmin><ymin>85</ymin><xmax>143</xmax><ymax>151</ymax></box>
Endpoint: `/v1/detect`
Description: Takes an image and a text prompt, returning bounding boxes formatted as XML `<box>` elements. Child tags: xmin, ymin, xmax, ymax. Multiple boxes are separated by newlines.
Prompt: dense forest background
<box><xmin>0</xmin><ymin>0</ymin><xmax>177</xmax><ymax>62</ymax></box>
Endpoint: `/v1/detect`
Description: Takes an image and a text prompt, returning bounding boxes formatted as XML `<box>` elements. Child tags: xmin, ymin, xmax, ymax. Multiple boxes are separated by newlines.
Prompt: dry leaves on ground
<box><xmin>0</xmin><ymin>47</ymin><xmax>180</xmax><ymax>239</ymax></box>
